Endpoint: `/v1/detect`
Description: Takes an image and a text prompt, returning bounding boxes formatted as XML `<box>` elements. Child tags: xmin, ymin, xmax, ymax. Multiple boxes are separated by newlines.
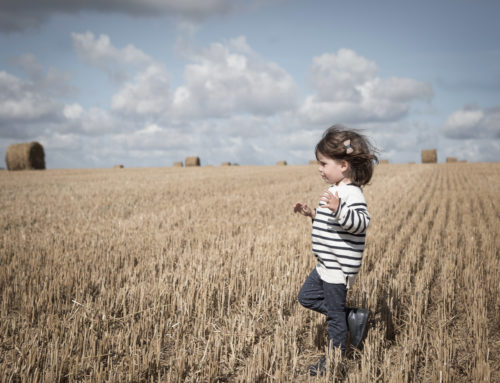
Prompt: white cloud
<box><xmin>0</xmin><ymin>32</ymin><xmax>301</xmax><ymax>168</ymax></box>
<box><xmin>441</xmin><ymin>138</ymin><xmax>500</xmax><ymax>163</ymax></box>
<box><xmin>113</xmin><ymin>123</ymin><xmax>190</xmax><ymax>152</ymax></box>
<box><xmin>8</xmin><ymin>30</ymin><xmax>498</xmax><ymax>169</ymax></box>
<box><xmin>78</xmin><ymin>108</ymin><xmax>119</xmax><ymax>135</ymax></box>
<box><xmin>8</xmin><ymin>54</ymin><xmax>74</xmax><ymax>97</ymax></box>
<box><xmin>81</xmin><ymin>33</ymin><xmax>298</xmax><ymax>120</ymax></box>
<box><xmin>310</xmin><ymin>49</ymin><xmax>378</xmax><ymax>102</ymax></box>
<box><xmin>0</xmin><ymin>66</ymin><xmax>121</xmax><ymax>139</ymax></box>
<box><xmin>63</xmin><ymin>103</ymin><xmax>84</xmax><ymax>120</ymax></box>
<box><xmin>0</xmin><ymin>70</ymin><xmax>61</xmax><ymax>125</ymax></box>
<box><xmin>98</xmin><ymin>114</ymin><xmax>297</xmax><ymax>166</ymax></box>
<box><xmin>0</xmin><ymin>53</ymin><xmax>79</xmax><ymax>142</ymax></box>
<box><xmin>71</xmin><ymin>32</ymin><xmax>173</xmax><ymax>118</ymax></box>
<box><xmin>443</xmin><ymin>105</ymin><xmax>500</xmax><ymax>139</ymax></box>
<box><xmin>172</xmin><ymin>36</ymin><xmax>298</xmax><ymax>118</ymax></box>
<box><xmin>43</xmin><ymin>132</ymin><xmax>81</xmax><ymax>151</ymax></box>
<box><xmin>60</xmin><ymin>104</ymin><xmax>127</xmax><ymax>136</ymax></box>
<box><xmin>300</xmin><ymin>49</ymin><xmax>433</xmax><ymax>125</ymax></box>
<box><xmin>72</xmin><ymin>32</ymin><xmax>152</xmax><ymax>66</ymax></box>
<box><xmin>72</xmin><ymin>32</ymin><xmax>153</xmax><ymax>83</ymax></box>
<box><xmin>110</xmin><ymin>62</ymin><xmax>172</xmax><ymax>117</ymax></box>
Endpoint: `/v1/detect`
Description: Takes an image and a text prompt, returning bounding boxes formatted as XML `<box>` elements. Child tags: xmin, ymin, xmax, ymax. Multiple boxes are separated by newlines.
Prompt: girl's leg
<box><xmin>297</xmin><ymin>268</ymin><xmax>327</xmax><ymax>315</ymax></box>
<box><xmin>323</xmin><ymin>282</ymin><xmax>348</xmax><ymax>354</ymax></box>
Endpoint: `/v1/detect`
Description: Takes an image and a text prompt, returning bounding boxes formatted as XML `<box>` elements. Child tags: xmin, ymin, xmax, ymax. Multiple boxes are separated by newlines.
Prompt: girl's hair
<box><xmin>315</xmin><ymin>124</ymin><xmax>379</xmax><ymax>186</ymax></box>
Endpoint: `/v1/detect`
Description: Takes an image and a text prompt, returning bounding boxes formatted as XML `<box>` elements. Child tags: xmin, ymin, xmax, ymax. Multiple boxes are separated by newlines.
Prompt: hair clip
<box><xmin>344</xmin><ymin>139</ymin><xmax>354</xmax><ymax>154</ymax></box>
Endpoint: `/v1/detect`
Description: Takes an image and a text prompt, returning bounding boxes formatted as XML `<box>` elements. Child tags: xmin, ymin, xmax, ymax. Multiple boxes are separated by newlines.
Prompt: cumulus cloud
<box><xmin>71</xmin><ymin>32</ymin><xmax>173</xmax><ymax>118</ymax></box>
<box><xmin>300</xmin><ymin>49</ymin><xmax>433</xmax><ymax>125</ymax></box>
<box><xmin>0</xmin><ymin>69</ymin><xmax>62</xmax><ymax>138</ymax></box>
<box><xmin>102</xmin><ymin>113</ymin><xmax>297</xmax><ymax>167</ymax></box>
<box><xmin>72</xmin><ymin>32</ymin><xmax>153</xmax><ymax>84</ymax></box>
<box><xmin>10</xmin><ymin>54</ymin><xmax>75</xmax><ymax>97</ymax></box>
<box><xmin>0</xmin><ymin>32</ymin><xmax>301</xmax><ymax>168</ymax></box>
<box><xmin>0</xmin><ymin>53</ymin><xmax>76</xmax><ymax>130</ymax></box>
<box><xmin>63</xmin><ymin>104</ymin><xmax>123</xmax><ymax>136</ymax></box>
<box><xmin>0</xmin><ymin>0</ymin><xmax>276</xmax><ymax>33</ymax></box>
<box><xmin>443</xmin><ymin>105</ymin><xmax>500</xmax><ymax>139</ymax></box>
<box><xmin>78</xmin><ymin>33</ymin><xmax>297</xmax><ymax>120</ymax></box>
<box><xmin>0</xmin><ymin>54</ymin><xmax>74</xmax><ymax>127</ymax></box>
<box><xmin>0</xmin><ymin>51</ymin><xmax>129</xmax><ymax>144</ymax></box>
<box><xmin>113</xmin><ymin>123</ymin><xmax>188</xmax><ymax>152</ymax></box>
<box><xmin>436</xmin><ymin>136</ymin><xmax>500</xmax><ymax>163</ymax></box>
<box><xmin>172</xmin><ymin>36</ymin><xmax>298</xmax><ymax>118</ymax></box>
<box><xmin>111</xmin><ymin>63</ymin><xmax>172</xmax><ymax>117</ymax></box>
<box><xmin>310</xmin><ymin>49</ymin><xmax>378</xmax><ymax>102</ymax></box>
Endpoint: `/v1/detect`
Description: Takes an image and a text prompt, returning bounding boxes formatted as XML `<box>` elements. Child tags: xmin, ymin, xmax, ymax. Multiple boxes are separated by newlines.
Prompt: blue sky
<box><xmin>1</xmin><ymin>0</ymin><xmax>499</xmax><ymax>168</ymax></box>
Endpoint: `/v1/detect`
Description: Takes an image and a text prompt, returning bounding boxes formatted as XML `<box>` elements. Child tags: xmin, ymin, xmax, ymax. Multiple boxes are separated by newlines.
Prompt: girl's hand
<box><xmin>320</xmin><ymin>190</ymin><xmax>340</xmax><ymax>213</ymax></box>
<box><xmin>293</xmin><ymin>202</ymin><xmax>315</xmax><ymax>218</ymax></box>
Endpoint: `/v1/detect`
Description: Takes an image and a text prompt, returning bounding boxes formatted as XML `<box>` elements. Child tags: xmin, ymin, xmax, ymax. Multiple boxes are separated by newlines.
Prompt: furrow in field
<box><xmin>360</xmin><ymin>166</ymin><xmax>445</xmax><ymax>381</ymax></box>
<box><xmin>1</xmin><ymin>164</ymin><xmax>498</xmax><ymax>382</ymax></box>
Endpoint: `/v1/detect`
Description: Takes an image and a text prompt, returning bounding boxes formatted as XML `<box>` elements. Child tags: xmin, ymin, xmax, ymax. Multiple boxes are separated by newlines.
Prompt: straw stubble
<box><xmin>0</xmin><ymin>163</ymin><xmax>498</xmax><ymax>382</ymax></box>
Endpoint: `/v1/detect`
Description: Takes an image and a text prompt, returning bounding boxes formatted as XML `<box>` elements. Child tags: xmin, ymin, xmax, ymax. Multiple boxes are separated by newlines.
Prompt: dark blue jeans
<box><xmin>298</xmin><ymin>268</ymin><xmax>347</xmax><ymax>354</ymax></box>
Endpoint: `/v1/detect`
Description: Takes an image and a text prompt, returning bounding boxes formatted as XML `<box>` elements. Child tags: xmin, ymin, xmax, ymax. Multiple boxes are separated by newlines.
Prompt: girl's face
<box><xmin>317</xmin><ymin>152</ymin><xmax>350</xmax><ymax>185</ymax></box>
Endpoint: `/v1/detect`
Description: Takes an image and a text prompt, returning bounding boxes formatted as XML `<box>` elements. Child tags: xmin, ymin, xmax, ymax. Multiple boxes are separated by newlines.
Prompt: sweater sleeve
<box><xmin>331</xmin><ymin>186</ymin><xmax>370</xmax><ymax>235</ymax></box>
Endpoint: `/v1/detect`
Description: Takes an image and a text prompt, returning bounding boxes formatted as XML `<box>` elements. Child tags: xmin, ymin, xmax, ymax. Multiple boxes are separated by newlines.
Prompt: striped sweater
<box><xmin>312</xmin><ymin>182</ymin><xmax>370</xmax><ymax>288</ymax></box>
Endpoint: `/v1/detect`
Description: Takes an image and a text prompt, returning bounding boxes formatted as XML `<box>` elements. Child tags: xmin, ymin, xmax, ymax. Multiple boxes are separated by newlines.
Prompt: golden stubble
<box><xmin>0</xmin><ymin>163</ymin><xmax>499</xmax><ymax>382</ymax></box>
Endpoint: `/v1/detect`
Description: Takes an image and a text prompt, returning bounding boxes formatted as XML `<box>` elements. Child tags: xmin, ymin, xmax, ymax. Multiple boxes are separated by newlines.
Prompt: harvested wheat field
<box><xmin>1</xmin><ymin>163</ymin><xmax>499</xmax><ymax>382</ymax></box>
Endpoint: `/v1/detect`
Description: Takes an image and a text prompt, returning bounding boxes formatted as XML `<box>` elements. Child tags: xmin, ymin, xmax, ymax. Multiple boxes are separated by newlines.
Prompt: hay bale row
<box><xmin>421</xmin><ymin>149</ymin><xmax>437</xmax><ymax>164</ymax></box>
<box><xmin>113</xmin><ymin>164</ymin><xmax>124</xmax><ymax>169</ymax></box>
<box><xmin>173</xmin><ymin>161</ymin><xmax>183</xmax><ymax>167</ymax></box>
<box><xmin>185</xmin><ymin>156</ymin><xmax>200</xmax><ymax>167</ymax></box>
<box><xmin>221</xmin><ymin>162</ymin><xmax>231</xmax><ymax>166</ymax></box>
<box><xmin>5</xmin><ymin>142</ymin><xmax>45</xmax><ymax>170</ymax></box>
<box><xmin>446</xmin><ymin>157</ymin><xmax>457</xmax><ymax>163</ymax></box>
<box><xmin>276</xmin><ymin>161</ymin><xmax>287</xmax><ymax>166</ymax></box>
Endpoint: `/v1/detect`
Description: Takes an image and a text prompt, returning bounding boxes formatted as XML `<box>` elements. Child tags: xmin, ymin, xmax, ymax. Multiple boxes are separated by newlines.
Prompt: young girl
<box><xmin>293</xmin><ymin>124</ymin><xmax>378</xmax><ymax>376</ymax></box>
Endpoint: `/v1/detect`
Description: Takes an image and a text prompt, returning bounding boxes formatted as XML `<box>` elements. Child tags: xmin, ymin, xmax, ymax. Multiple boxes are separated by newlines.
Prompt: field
<box><xmin>1</xmin><ymin>163</ymin><xmax>499</xmax><ymax>382</ymax></box>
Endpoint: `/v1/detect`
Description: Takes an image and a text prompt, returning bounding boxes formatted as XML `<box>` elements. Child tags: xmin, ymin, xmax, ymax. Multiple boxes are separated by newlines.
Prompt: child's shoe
<box><xmin>347</xmin><ymin>307</ymin><xmax>370</xmax><ymax>348</ymax></box>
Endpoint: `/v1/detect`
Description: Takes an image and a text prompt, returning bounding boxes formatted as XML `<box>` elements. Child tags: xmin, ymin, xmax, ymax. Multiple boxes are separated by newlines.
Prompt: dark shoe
<box><xmin>307</xmin><ymin>355</ymin><xmax>326</xmax><ymax>376</ymax></box>
<box><xmin>347</xmin><ymin>307</ymin><xmax>370</xmax><ymax>348</ymax></box>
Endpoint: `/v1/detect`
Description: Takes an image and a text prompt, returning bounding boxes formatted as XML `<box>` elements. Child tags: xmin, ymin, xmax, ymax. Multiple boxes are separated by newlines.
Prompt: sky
<box><xmin>0</xmin><ymin>0</ymin><xmax>499</xmax><ymax>168</ymax></box>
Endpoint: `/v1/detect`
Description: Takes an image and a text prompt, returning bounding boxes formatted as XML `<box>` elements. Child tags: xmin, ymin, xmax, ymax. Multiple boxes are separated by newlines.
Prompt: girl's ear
<box><xmin>340</xmin><ymin>160</ymin><xmax>350</xmax><ymax>172</ymax></box>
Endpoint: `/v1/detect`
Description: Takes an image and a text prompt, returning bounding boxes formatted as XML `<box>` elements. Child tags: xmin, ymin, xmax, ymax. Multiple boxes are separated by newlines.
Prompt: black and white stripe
<box><xmin>312</xmin><ymin>183</ymin><xmax>370</xmax><ymax>285</ymax></box>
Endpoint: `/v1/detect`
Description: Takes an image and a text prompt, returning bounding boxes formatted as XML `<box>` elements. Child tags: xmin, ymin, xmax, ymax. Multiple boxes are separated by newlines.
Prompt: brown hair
<box><xmin>315</xmin><ymin>124</ymin><xmax>378</xmax><ymax>186</ymax></box>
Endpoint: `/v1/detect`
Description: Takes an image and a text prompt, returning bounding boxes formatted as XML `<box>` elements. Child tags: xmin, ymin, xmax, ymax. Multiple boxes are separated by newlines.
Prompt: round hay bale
<box><xmin>173</xmin><ymin>161</ymin><xmax>183</xmax><ymax>167</ymax></box>
<box><xmin>221</xmin><ymin>162</ymin><xmax>231</xmax><ymax>166</ymax></box>
<box><xmin>421</xmin><ymin>149</ymin><xmax>437</xmax><ymax>164</ymax></box>
<box><xmin>5</xmin><ymin>142</ymin><xmax>45</xmax><ymax>170</ymax></box>
<box><xmin>185</xmin><ymin>156</ymin><xmax>201</xmax><ymax>167</ymax></box>
<box><xmin>446</xmin><ymin>157</ymin><xmax>457</xmax><ymax>163</ymax></box>
<box><xmin>276</xmin><ymin>160</ymin><xmax>287</xmax><ymax>166</ymax></box>
<box><xmin>113</xmin><ymin>164</ymin><xmax>124</xmax><ymax>169</ymax></box>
